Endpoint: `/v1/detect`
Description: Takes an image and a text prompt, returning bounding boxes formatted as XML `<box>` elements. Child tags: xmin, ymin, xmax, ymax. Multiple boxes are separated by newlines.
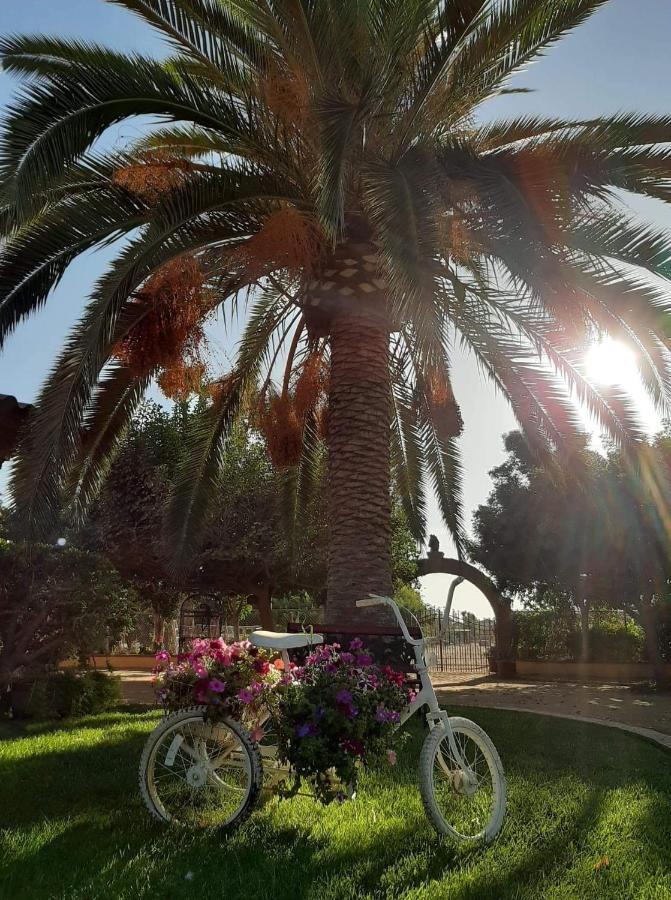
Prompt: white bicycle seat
<box><xmin>250</xmin><ymin>630</ymin><xmax>324</xmax><ymax>651</ymax></box>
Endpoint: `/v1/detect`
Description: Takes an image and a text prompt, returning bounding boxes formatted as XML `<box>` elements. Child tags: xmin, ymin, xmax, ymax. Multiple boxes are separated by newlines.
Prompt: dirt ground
<box><xmin>116</xmin><ymin>668</ymin><xmax>671</xmax><ymax>749</ymax></box>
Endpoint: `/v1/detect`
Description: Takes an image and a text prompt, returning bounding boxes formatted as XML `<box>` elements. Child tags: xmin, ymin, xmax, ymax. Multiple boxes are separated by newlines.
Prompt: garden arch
<box><xmin>416</xmin><ymin>537</ymin><xmax>514</xmax><ymax>668</ymax></box>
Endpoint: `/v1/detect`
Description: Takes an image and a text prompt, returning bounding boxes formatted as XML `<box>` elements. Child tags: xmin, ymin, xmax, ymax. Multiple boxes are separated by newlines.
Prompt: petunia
<box><xmin>349</xmin><ymin>638</ymin><xmax>364</xmax><ymax>651</ymax></box>
<box><xmin>208</xmin><ymin>679</ymin><xmax>226</xmax><ymax>693</ymax></box>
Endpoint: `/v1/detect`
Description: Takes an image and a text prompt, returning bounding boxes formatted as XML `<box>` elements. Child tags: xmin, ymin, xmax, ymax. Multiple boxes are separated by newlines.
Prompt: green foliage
<box><xmin>514</xmin><ymin>608</ymin><xmax>644</xmax><ymax>663</ymax></box>
<box><xmin>0</xmin><ymin>539</ymin><xmax>139</xmax><ymax>677</ymax></box>
<box><xmin>390</xmin><ymin>505</ymin><xmax>419</xmax><ymax>591</ymax></box>
<box><xmin>9</xmin><ymin>670</ymin><xmax>121</xmax><ymax>720</ymax></box>
<box><xmin>393</xmin><ymin>583</ymin><xmax>425</xmax><ymax>616</ymax></box>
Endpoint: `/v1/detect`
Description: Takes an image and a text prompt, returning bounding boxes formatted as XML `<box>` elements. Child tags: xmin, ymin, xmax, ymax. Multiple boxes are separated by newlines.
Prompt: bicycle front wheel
<box><xmin>419</xmin><ymin>716</ymin><xmax>506</xmax><ymax>842</ymax></box>
<box><xmin>139</xmin><ymin>706</ymin><xmax>262</xmax><ymax>830</ymax></box>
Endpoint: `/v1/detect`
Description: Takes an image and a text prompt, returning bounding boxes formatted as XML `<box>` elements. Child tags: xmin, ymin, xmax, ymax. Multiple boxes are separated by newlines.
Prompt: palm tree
<box><xmin>4</xmin><ymin>0</ymin><xmax>671</xmax><ymax>625</ymax></box>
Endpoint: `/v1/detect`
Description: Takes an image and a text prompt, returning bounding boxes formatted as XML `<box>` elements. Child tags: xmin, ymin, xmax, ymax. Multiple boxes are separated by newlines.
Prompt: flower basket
<box><xmin>153</xmin><ymin>638</ymin><xmax>284</xmax><ymax>724</ymax></box>
<box><xmin>273</xmin><ymin>640</ymin><xmax>415</xmax><ymax>802</ymax></box>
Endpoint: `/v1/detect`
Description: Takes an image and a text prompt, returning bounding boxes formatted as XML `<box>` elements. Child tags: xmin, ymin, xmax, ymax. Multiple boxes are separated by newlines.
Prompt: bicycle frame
<box><xmin>356</xmin><ymin>595</ymin><xmax>473</xmax><ymax>775</ymax></box>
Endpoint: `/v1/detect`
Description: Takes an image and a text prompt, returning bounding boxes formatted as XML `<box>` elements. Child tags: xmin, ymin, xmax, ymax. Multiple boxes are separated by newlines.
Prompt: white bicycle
<box><xmin>139</xmin><ymin>594</ymin><xmax>506</xmax><ymax>842</ymax></box>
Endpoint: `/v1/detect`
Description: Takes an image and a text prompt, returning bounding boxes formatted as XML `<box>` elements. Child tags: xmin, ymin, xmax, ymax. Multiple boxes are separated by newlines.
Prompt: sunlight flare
<box><xmin>585</xmin><ymin>338</ymin><xmax>638</xmax><ymax>387</ymax></box>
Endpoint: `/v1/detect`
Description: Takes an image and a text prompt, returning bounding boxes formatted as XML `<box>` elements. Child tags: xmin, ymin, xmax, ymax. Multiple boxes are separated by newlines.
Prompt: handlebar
<box><xmin>355</xmin><ymin>594</ymin><xmax>422</xmax><ymax>646</ymax></box>
<box><xmin>355</xmin><ymin>596</ymin><xmax>386</xmax><ymax>609</ymax></box>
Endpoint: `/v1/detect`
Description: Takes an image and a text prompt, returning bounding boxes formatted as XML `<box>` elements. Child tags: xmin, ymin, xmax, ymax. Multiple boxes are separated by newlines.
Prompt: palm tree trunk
<box><xmin>325</xmin><ymin>309</ymin><xmax>393</xmax><ymax>627</ymax></box>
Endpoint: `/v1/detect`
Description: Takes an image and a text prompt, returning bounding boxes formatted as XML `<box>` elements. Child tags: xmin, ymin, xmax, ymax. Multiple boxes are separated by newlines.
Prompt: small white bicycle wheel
<box><xmin>419</xmin><ymin>716</ymin><xmax>506</xmax><ymax>843</ymax></box>
<box><xmin>139</xmin><ymin>706</ymin><xmax>262</xmax><ymax>830</ymax></box>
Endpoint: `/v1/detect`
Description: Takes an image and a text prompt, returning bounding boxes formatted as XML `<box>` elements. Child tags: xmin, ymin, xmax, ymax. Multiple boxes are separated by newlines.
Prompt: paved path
<box><xmin>433</xmin><ymin>672</ymin><xmax>671</xmax><ymax>745</ymax></box>
<box><xmin>115</xmin><ymin>668</ymin><xmax>671</xmax><ymax>750</ymax></box>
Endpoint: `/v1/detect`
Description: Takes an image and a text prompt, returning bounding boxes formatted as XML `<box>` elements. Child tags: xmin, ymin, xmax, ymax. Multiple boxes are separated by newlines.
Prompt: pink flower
<box><xmin>155</xmin><ymin>650</ymin><xmax>170</xmax><ymax>662</ymax></box>
<box><xmin>249</xmin><ymin>725</ymin><xmax>265</xmax><ymax>742</ymax></box>
<box><xmin>194</xmin><ymin>679</ymin><xmax>209</xmax><ymax>703</ymax></box>
<box><xmin>386</xmin><ymin>749</ymin><xmax>397</xmax><ymax>766</ymax></box>
<box><xmin>213</xmin><ymin>649</ymin><xmax>233</xmax><ymax>666</ymax></box>
<box><xmin>192</xmin><ymin>662</ymin><xmax>208</xmax><ymax>679</ymax></box>
<box><xmin>208</xmin><ymin>679</ymin><xmax>226</xmax><ymax>693</ymax></box>
<box><xmin>237</xmin><ymin>683</ymin><xmax>261</xmax><ymax>705</ymax></box>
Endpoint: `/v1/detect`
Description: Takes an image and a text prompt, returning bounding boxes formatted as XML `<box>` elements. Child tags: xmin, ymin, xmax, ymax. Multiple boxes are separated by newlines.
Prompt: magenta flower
<box><xmin>192</xmin><ymin>662</ymin><xmax>208</xmax><ymax>679</ymax></box>
<box><xmin>208</xmin><ymin>679</ymin><xmax>226</xmax><ymax>693</ymax></box>
<box><xmin>155</xmin><ymin>650</ymin><xmax>171</xmax><ymax>662</ymax></box>
<box><xmin>356</xmin><ymin>653</ymin><xmax>374</xmax><ymax>667</ymax></box>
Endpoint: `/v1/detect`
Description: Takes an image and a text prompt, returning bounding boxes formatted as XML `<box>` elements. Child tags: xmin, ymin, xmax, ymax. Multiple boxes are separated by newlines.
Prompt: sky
<box><xmin>1</xmin><ymin>0</ymin><xmax>671</xmax><ymax>616</ymax></box>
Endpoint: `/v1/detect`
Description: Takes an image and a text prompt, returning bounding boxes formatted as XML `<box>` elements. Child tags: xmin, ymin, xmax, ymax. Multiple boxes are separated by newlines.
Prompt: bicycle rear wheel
<box><xmin>419</xmin><ymin>716</ymin><xmax>506</xmax><ymax>842</ymax></box>
<box><xmin>139</xmin><ymin>706</ymin><xmax>262</xmax><ymax>830</ymax></box>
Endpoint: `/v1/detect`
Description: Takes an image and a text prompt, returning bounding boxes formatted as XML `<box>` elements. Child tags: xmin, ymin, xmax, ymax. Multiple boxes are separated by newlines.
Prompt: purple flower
<box><xmin>375</xmin><ymin>705</ymin><xmax>401</xmax><ymax>724</ymax></box>
<box><xmin>349</xmin><ymin>638</ymin><xmax>364</xmax><ymax>651</ymax></box>
<box><xmin>335</xmin><ymin>689</ymin><xmax>353</xmax><ymax>705</ymax></box>
<box><xmin>340</xmin><ymin>652</ymin><xmax>355</xmax><ymax>664</ymax></box>
<box><xmin>356</xmin><ymin>653</ymin><xmax>374</xmax><ymax>667</ymax></box>
<box><xmin>238</xmin><ymin>688</ymin><xmax>255</xmax><ymax>704</ymax></box>
<box><xmin>208</xmin><ymin>679</ymin><xmax>226</xmax><ymax>693</ymax></box>
<box><xmin>296</xmin><ymin>722</ymin><xmax>319</xmax><ymax>738</ymax></box>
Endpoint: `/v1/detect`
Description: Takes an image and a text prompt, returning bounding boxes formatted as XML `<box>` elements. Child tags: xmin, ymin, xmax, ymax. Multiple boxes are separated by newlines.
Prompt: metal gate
<box><xmin>417</xmin><ymin>609</ymin><xmax>495</xmax><ymax>673</ymax></box>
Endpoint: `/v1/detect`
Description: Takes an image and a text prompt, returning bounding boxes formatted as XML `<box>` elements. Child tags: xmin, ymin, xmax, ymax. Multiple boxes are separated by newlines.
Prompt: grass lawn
<box><xmin>1</xmin><ymin>706</ymin><xmax>670</xmax><ymax>900</ymax></box>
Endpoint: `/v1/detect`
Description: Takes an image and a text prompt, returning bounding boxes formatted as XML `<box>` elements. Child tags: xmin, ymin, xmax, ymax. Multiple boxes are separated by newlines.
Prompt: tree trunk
<box><xmin>578</xmin><ymin>600</ymin><xmax>590</xmax><ymax>663</ymax></box>
<box><xmin>152</xmin><ymin>610</ymin><xmax>165</xmax><ymax>651</ymax></box>
<box><xmin>253</xmin><ymin>585</ymin><xmax>274</xmax><ymax>630</ymax></box>
<box><xmin>641</xmin><ymin>596</ymin><xmax>667</xmax><ymax>684</ymax></box>
<box><xmin>325</xmin><ymin>308</ymin><xmax>393</xmax><ymax>627</ymax></box>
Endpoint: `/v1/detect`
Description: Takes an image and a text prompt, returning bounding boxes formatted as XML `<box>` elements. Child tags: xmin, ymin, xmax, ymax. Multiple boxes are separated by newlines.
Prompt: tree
<box><xmin>85</xmin><ymin>401</ymin><xmax>420</xmax><ymax>632</ymax></box>
<box><xmin>470</xmin><ymin>430</ymin><xmax>671</xmax><ymax>673</ymax></box>
<box><xmin>0</xmin><ymin>539</ymin><xmax>138</xmax><ymax>680</ymax></box>
<box><xmin>5</xmin><ymin>2</ymin><xmax>671</xmax><ymax>627</ymax></box>
<box><xmin>469</xmin><ymin>432</ymin><xmax>626</xmax><ymax>660</ymax></box>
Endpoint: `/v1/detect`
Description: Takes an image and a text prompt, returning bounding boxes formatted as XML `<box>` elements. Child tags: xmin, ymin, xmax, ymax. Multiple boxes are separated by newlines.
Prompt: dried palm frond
<box><xmin>113</xmin><ymin>150</ymin><xmax>193</xmax><ymax>202</ymax></box>
<box><xmin>261</xmin><ymin>61</ymin><xmax>312</xmax><ymax>129</ymax></box>
<box><xmin>258</xmin><ymin>393</ymin><xmax>304</xmax><ymax>469</ymax></box>
<box><xmin>113</xmin><ymin>255</ymin><xmax>209</xmax><ymax>375</ymax></box>
<box><xmin>157</xmin><ymin>358</ymin><xmax>206</xmax><ymax>401</ymax></box>
<box><xmin>232</xmin><ymin>207</ymin><xmax>326</xmax><ymax>281</ymax></box>
<box><xmin>293</xmin><ymin>352</ymin><xmax>329</xmax><ymax>419</ymax></box>
<box><xmin>426</xmin><ymin>367</ymin><xmax>464</xmax><ymax>439</ymax></box>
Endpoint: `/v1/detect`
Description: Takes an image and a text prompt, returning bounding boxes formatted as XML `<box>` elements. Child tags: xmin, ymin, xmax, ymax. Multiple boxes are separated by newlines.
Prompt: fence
<box><xmin>417</xmin><ymin>609</ymin><xmax>496</xmax><ymax>673</ymax></box>
<box><xmin>179</xmin><ymin>602</ymin><xmax>495</xmax><ymax>674</ymax></box>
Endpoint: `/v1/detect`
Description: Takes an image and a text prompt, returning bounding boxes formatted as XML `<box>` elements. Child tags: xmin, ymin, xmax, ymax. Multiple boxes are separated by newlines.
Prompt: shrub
<box><xmin>586</xmin><ymin>612</ymin><xmax>644</xmax><ymax>663</ymax></box>
<box><xmin>514</xmin><ymin>609</ymin><xmax>575</xmax><ymax>661</ymax></box>
<box><xmin>9</xmin><ymin>670</ymin><xmax>121</xmax><ymax>720</ymax></box>
<box><xmin>514</xmin><ymin>608</ymin><xmax>645</xmax><ymax>663</ymax></box>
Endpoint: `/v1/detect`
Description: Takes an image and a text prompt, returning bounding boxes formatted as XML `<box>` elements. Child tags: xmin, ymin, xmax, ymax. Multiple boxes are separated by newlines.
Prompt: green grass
<box><xmin>1</xmin><ymin>707</ymin><xmax>670</xmax><ymax>900</ymax></box>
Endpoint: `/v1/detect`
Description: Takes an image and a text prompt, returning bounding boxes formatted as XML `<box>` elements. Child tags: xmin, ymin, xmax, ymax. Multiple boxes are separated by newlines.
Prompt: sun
<box><xmin>585</xmin><ymin>338</ymin><xmax>637</xmax><ymax>386</ymax></box>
